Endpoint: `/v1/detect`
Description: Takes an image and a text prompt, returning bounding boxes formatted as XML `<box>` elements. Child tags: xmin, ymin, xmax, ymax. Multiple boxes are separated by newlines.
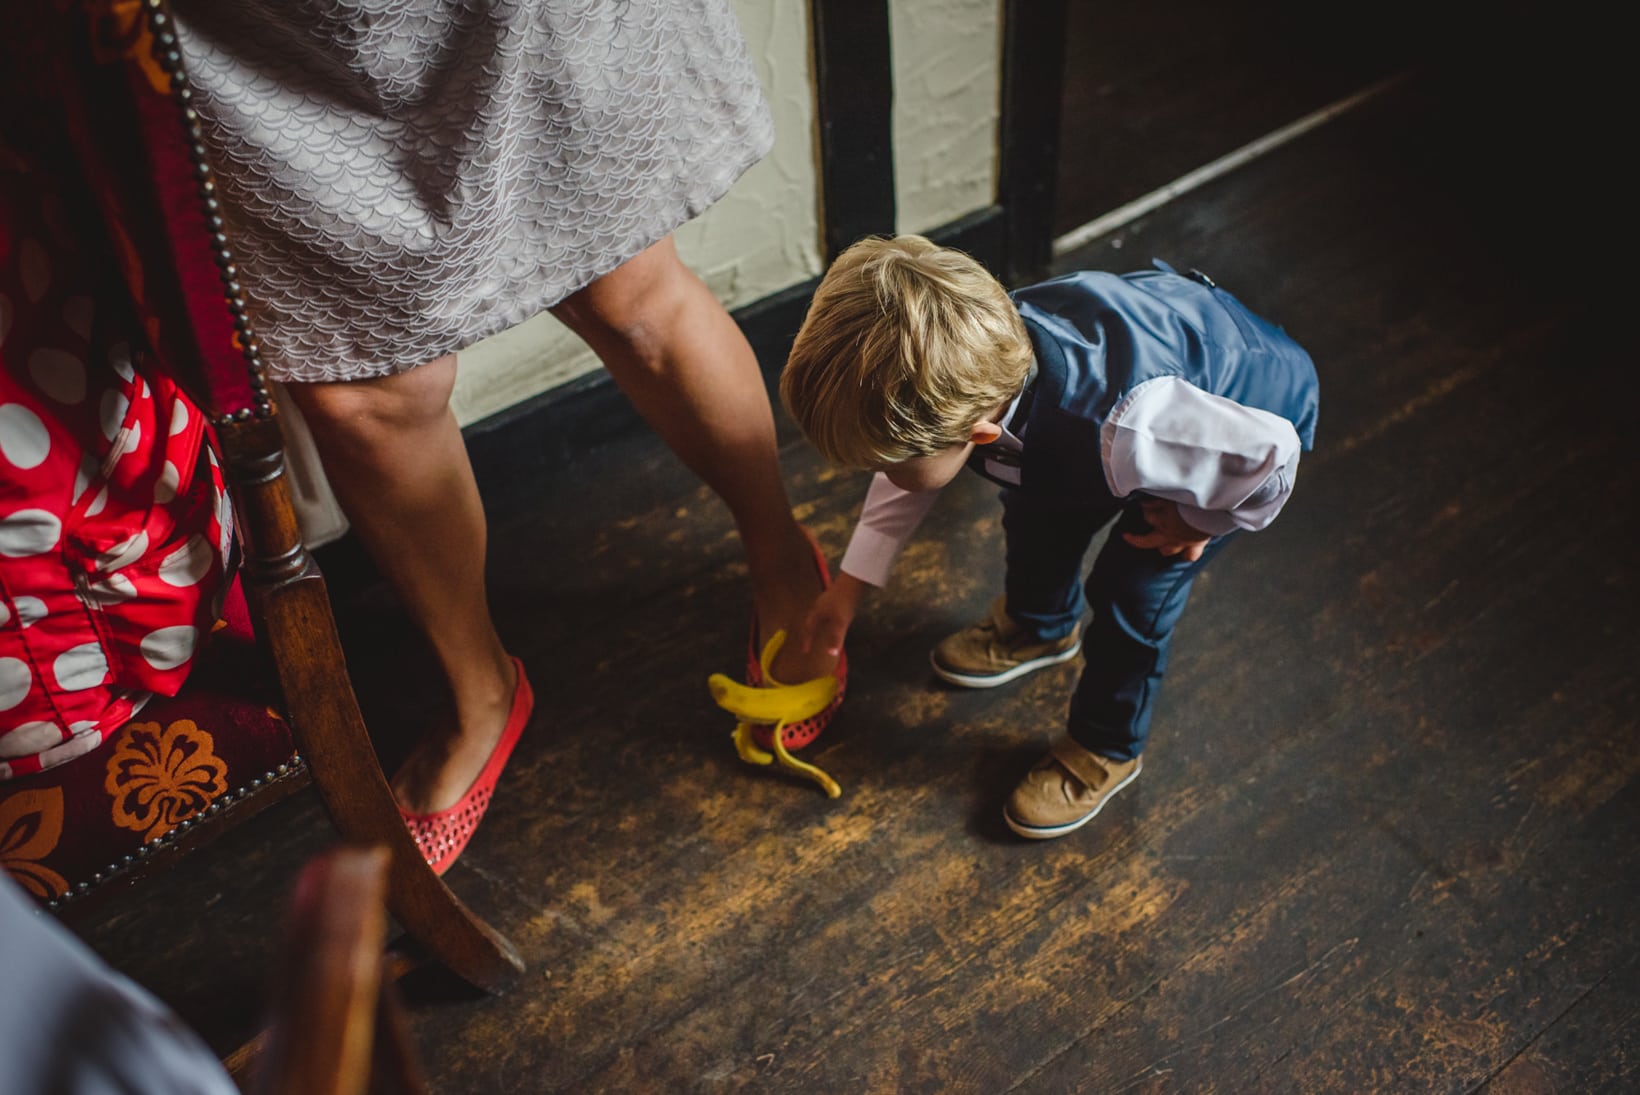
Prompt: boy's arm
<box><xmin>839</xmin><ymin>473</ymin><xmax>942</xmax><ymax>586</ymax></box>
<box><xmin>1101</xmin><ymin>375</ymin><xmax>1303</xmax><ymax>537</ymax></box>
<box><xmin>800</xmin><ymin>474</ymin><xmax>941</xmax><ymax>656</ymax></box>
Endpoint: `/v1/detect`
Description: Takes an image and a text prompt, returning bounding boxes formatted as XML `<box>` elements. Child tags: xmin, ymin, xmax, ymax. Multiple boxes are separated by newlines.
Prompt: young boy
<box><xmin>780</xmin><ymin>235</ymin><xmax>1319</xmax><ymax>839</ymax></box>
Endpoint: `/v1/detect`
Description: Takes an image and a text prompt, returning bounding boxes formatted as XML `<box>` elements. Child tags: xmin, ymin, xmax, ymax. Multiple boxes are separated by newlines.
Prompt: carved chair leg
<box><xmin>258</xmin><ymin>581</ymin><xmax>524</xmax><ymax>994</ymax></box>
<box><xmin>222</xmin><ymin>422</ymin><xmax>523</xmax><ymax>993</ymax></box>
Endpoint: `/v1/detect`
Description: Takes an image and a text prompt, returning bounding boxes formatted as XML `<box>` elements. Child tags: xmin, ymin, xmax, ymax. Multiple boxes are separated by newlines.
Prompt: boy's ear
<box><xmin>970</xmin><ymin>421</ymin><xmax>1004</xmax><ymax>446</ymax></box>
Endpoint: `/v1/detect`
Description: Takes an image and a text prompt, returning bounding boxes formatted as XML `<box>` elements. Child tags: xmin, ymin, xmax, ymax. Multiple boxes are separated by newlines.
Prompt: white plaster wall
<box><xmin>890</xmin><ymin>0</ymin><xmax>1002</xmax><ymax>236</ymax></box>
<box><xmin>448</xmin><ymin>1</ymin><xmax>823</xmax><ymax>429</ymax></box>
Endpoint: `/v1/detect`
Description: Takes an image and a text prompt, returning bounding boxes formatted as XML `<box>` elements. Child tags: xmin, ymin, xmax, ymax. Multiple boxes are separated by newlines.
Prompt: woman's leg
<box><xmin>551</xmin><ymin>235</ymin><xmax>835</xmax><ymax>684</ymax></box>
<box><xmin>284</xmin><ymin>356</ymin><xmax>517</xmax><ymax>815</ymax></box>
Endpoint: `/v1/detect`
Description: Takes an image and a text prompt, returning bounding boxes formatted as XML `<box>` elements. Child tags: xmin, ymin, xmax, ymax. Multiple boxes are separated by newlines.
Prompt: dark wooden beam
<box><xmin>809</xmin><ymin>0</ymin><xmax>896</xmax><ymax>261</ymax></box>
<box><xmin>998</xmin><ymin>0</ymin><xmax>1068</xmax><ymax>283</ymax></box>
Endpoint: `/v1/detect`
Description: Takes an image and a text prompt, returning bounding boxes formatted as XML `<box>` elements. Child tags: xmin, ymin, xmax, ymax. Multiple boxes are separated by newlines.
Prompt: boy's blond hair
<box><xmin>780</xmin><ymin>235</ymin><xmax>1033</xmax><ymax>469</ymax></box>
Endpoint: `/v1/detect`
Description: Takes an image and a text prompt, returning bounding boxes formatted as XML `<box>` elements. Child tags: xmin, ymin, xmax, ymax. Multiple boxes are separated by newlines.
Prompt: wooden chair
<box><xmin>243</xmin><ymin>845</ymin><xmax>430</xmax><ymax>1095</ymax></box>
<box><xmin>0</xmin><ymin>1</ymin><xmax>522</xmax><ymax>993</ymax></box>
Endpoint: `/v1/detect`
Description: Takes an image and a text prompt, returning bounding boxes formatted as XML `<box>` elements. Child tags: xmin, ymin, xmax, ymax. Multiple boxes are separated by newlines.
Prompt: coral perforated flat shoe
<box><xmin>396</xmin><ymin>656</ymin><xmax>534</xmax><ymax>875</ymax></box>
<box><xmin>710</xmin><ymin>529</ymin><xmax>849</xmax><ymax>796</ymax></box>
<box><xmin>745</xmin><ymin>530</ymin><xmax>848</xmax><ymax>747</ymax></box>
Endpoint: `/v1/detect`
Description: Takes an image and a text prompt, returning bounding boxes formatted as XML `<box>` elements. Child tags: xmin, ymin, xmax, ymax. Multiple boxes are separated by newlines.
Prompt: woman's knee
<box><xmin>285</xmin><ymin>354</ymin><xmax>458</xmax><ymax>457</ymax></box>
<box><xmin>552</xmin><ymin>237</ymin><xmax>696</xmax><ymax>362</ymax></box>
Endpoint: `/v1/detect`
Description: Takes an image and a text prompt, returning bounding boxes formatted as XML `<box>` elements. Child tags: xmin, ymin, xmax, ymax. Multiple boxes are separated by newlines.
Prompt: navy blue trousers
<box><xmin>999</xmin><ymin>490</ymin><xmax>1233</xmax><ymax>761</ymax></box>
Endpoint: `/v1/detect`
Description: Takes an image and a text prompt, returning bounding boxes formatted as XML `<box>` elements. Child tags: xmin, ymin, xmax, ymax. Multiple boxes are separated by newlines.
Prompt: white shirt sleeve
<box><xmin>0</xmin><ymin>873</ymin><xmax>241</xmax><ymax>1095</ymax></box>
<box><xmin>839</xmin><ymin>472</ymin><xmax>942</xmax><ymax>588</ymax></box>
<box><xmin>1100</xmin><ymin>375</ymin><xmax>1302</xmax><ymax>536</ymax></box>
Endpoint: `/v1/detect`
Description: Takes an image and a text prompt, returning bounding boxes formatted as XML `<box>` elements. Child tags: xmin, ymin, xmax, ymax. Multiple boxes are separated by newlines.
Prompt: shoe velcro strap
<box><xmin>1050</xmin><ymin>737</ymin><xmax>1113</xmax><ymax>792</ymax></box>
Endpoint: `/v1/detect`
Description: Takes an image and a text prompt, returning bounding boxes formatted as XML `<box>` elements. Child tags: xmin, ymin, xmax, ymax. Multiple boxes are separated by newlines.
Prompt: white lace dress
<box><xmin>171</xmin><ymin>0</ymin><xmax>774</xmax><ymax>382</ymax></box>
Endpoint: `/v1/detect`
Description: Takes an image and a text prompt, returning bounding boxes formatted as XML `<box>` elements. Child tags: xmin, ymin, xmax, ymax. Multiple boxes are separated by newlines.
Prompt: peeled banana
<box><xmin>709</xmin><ymin>629</ymin><xmax>842</xmax><ymax>797</ymax></box>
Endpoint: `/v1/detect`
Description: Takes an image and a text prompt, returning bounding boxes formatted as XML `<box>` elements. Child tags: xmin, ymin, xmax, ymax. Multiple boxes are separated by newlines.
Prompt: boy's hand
<box><xmin>798</xmin><ymin>573</ymin><xmax>868</xmax><ymax>658</ymax></box>
<box><xmin>1123</xmin><ymin>498</ymin><xmax>1213</xmax><ymax>561</ymax></box>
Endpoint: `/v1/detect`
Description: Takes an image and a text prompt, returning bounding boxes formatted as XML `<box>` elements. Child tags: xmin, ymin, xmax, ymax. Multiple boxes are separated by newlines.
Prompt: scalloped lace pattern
<box><xmin>170</xmin><ymin>0</ymin><xmax>774</xmax><ymax>382</ymax></box>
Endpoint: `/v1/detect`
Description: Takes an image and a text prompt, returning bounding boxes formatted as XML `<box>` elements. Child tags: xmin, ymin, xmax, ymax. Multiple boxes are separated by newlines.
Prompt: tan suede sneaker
<box><xmin>929</xmin><ymin>597</ymin><xmax>1082</xmax><ymax>688</ymax></box>
<box><xmin>1004</xmin><ymin>737</ymin><xmax>1142</xmax><ymax>839</ymax></box>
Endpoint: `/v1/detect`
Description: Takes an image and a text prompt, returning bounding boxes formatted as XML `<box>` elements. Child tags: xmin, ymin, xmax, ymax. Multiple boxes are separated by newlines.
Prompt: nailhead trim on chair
<box><xmin>48</xmin><ymin>5</ymin><xmax>304</xmax><ymax>917</ymax></box>
<box><xmin>47</xmin><ymin>755</ymin><xmax>308</xmax><ymax>912</ymax></box>
<box><xmin>142</xmin><ymin>0</ymin><xmax>276</xmax><ymax>424</ymax></box>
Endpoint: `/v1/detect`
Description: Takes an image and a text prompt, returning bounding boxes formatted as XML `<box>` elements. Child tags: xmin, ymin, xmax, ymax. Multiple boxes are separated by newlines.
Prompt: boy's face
<box><xmin>874</xmin><ymin>416</ymin><xmax>1005</xmax><ymax>492</ymax></box>
<box><xmin>878</xmin><ymin>442</ymin><xmax>976</xmax><ymax>492</ymax></box>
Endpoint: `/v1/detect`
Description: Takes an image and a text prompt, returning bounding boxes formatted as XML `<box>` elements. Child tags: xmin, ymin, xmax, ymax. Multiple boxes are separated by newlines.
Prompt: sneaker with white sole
<box><xmin>1004</xmin><ymin>737</ymin><xmax>1141</xmax><ymax>839</ymax></box>
<box><xmin>930</xmin><ymin>596</ymin><xmax>1082</xmax><ymax>688</ymax></box>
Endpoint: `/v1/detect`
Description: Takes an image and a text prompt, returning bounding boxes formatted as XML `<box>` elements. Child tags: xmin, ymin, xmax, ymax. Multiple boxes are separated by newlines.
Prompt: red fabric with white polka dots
<box><xmin>0</xmin><ymin>150</ymin><xmax>233</xmax><ymax>781</ymax></box>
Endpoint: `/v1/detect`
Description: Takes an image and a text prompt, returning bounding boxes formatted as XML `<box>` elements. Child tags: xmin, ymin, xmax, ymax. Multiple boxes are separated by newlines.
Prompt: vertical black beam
<box><xmin>998</xmin><ymin>0</ymin><xmax>1068</xmax><ymax>283</ymax></box>
<box><xmin>809</xmin><ymin>0</ymin><xmax>896</xmax><ymax>261</ymax></box>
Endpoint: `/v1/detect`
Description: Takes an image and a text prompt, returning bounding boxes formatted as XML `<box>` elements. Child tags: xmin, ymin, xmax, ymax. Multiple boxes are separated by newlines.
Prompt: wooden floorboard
<box><xmin>1052</xmin><ymin>0</ymin><xmax>1424</xmax><ymax>235</ymax></box>
<box><xmin>73</xmin><ymin>61</ymin><xmax>1635</xmax><ymax>1095</ymax></box>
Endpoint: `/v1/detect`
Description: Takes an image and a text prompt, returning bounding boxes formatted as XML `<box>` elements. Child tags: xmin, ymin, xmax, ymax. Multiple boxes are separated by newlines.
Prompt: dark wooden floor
<box><xmin>1052</xmin><ymin>0</ymin><xmax>1423</xmax><ymax>235</ymax></box>
<box><xmin>78</xmin><ymin>41</ymin><xmax>1636</xmax><ymax>1095</ymax></box>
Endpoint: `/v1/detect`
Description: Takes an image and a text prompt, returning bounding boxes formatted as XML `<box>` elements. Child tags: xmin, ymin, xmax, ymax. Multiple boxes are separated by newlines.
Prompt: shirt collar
<box><xmin>991</xmin><ymin>359</ymin><xmax>1036</xmax><ymax>457</ymax></box>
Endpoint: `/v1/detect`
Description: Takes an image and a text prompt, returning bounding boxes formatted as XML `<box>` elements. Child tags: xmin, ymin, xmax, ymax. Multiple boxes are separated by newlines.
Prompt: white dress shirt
<box><xmin>839</xmin><ymin>374</ymin><xmax>1302</xmax><ymax>588</ymax></box>
<box><xmin>0</xmin><ymin>873</ymin><xmax>240</xmax><ymax>1094</ymax></box>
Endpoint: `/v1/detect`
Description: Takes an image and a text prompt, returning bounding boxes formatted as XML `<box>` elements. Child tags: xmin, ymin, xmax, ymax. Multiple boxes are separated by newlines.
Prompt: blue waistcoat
<box><xmin>967</xmin><ymin>265</ymin><xmax>1321</xmax><ymax>504</ymax></box>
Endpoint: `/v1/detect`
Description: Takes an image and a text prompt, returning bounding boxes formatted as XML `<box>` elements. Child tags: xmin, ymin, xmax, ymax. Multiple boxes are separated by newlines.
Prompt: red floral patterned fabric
<box><xmin>0</xmin><ymin>577</ymin><xmax>296</xmax><ymax>904</ymax></box>
<box><xmin>1</xmin><ymin>138</ymin><xmax>234</xmax><ymax>782</ymax></box>
<box><xmin>0</xmin><ymin>4</ymin><xmax>301</xmax><ymax>906</ymax></box>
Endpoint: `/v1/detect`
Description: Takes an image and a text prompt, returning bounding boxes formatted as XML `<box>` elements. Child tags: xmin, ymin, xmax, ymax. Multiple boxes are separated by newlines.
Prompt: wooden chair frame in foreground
<box><xmin>246</xmin><ymin>845</ymin><xmax>431</xmax><ymax>1095</ymax></box>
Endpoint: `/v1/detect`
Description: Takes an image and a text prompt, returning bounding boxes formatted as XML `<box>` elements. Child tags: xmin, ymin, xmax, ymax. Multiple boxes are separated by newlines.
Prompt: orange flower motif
<box><xmin>0</xmin><ymin>788</ymin><xmax>70</xmax><ymax>900</ymax></box>
<box><xmin>105</xmin><ymin>720</ymin><xmax>228</xmax><ymax>843</ymax></box>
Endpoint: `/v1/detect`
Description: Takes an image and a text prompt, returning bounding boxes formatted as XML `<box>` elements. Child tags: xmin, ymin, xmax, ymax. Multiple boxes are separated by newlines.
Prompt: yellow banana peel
<box><xmin>709</xmin><ymin>629</ymin><xmax>842</xmax><ymax>798</ymax></box>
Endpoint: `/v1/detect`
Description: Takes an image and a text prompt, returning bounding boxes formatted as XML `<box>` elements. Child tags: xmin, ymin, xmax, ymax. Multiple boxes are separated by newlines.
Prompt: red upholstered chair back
<box><xmin>0</xmin><ymin>3</ymin><xmax>300</xmax><ymax>909</ymax></box>
<box><xmin>46</xmin><ymin>0</ymin><xmax>270</xmax><ymax>423</ymax></box>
